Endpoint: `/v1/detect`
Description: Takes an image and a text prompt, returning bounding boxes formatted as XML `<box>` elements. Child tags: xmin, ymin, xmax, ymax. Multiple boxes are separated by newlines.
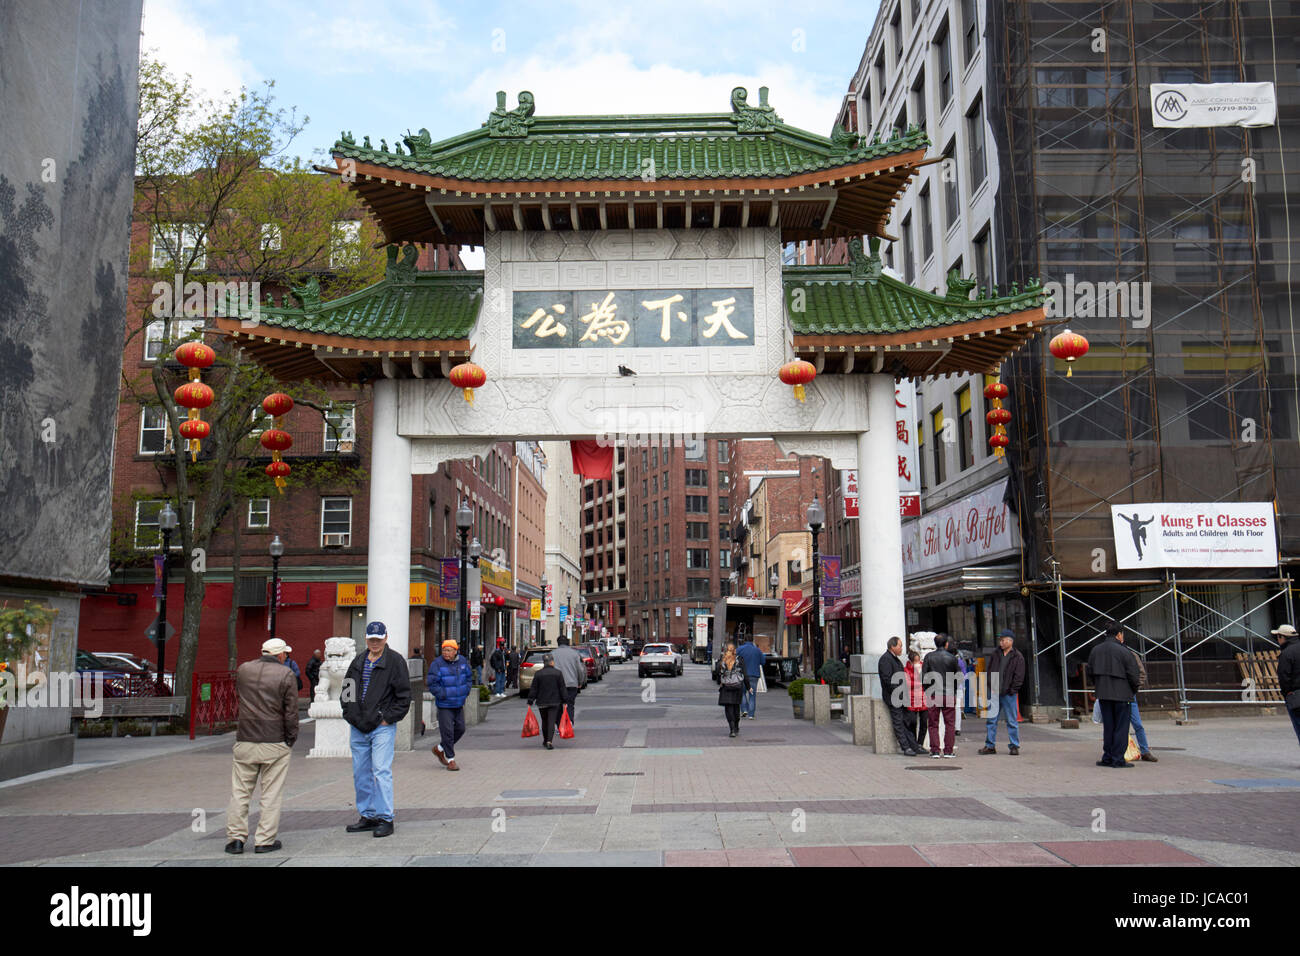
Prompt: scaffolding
<box><xmin>987</xmin><ymin>0</ymin><xmax>1300</xmax><ymax>710</ymax></box>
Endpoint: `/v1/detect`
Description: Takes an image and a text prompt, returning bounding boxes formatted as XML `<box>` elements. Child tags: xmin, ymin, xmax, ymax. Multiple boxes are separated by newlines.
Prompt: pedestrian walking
<box><xmin>979</xmin><ymin>630</ymin><xmax>1025</xmax><ymax>755</ymax></box>
<box><xmin>490</xmin><ymin>639</ymin><xmax>507</xmax><ymax>698</ymax></box>
<box><xmin>1087</xmin><ymin>621</ymin><xmax>1141</xmax><ymax>768</ymax></box>
<box><xmin>905</xmin><ymin>649</ymin><xmax>928</xmax><ymax>745</ymax></box>
<box><xmin>506</xmin><ymin>646</ymin><xmax>520</xmax><ymax>689</ymax></box>
<box><xmin>285</xmin><ymin>654</ymin><xmax>303</xmax><ymax>694</ymax></box>
<box><xmin>1273</xmin><ymin>624</ymin><xmax>1300</xmax><ymax>749</ymax></box>
<box><xmin>426</xmin><ymin>638</ymin><xmax>473</xmax><ymax>771</ymax></box>
<box><xmin>553</xmin><ymin>636</ymin><xmax>586</xmax><ymax>725</ymax></box>
<box><xmin>879</xmin><ymin>636</ymin><xmax>921</xmax><ymax>755</ymax></box>
<box><xmin>737</xmin><ymin>635</ymin><xmax>765</xmax><ymax>720</ymax></box>
<box><xmin>526</xmin><ymin>653</ymin><xmax>567</xmax><ymax>749</ymax></box>
<box><xmin>922</xmin><ymin>634</ymin><xmax>960</xmax><ymax>758</ymax></box>
<box><xmin>717</xmin><ymin>642</ymin><xmax>751</xmax><ymax>737</ymax></box>
<box><xmin>341</xmin><ymin>622</ymin><xmax>411</xmax><ymax>837</ymax></box>
<box><xmin>1125</xmin><ymin>641</ymin><xmax>1158</xmax><ymax>762</ymax></box>
<box><xmin>225</xmin><ymin>637</ymin><xmax>299</xmax><ymax>855</ymax></box>
<box><xmin>470</xmin><ymin>644</ymin><xmax>484</xmax><ymax>685</ymax></box>
<box><xmin>305</xmin><ymin>648</ymin><xmax>322</xmax><ymax>703</ymax></box>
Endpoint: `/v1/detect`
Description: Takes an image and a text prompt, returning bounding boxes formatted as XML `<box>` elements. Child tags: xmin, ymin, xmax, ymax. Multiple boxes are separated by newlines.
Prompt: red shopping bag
<box><xmin>521</xmin><ymin>707</ymin><xmax>540</xmax><ymax>738</ymax></box>
<box><xmin>558</xmin><ymin>705</ymin><xmax>575</xmax><ymax>739</ymax></box>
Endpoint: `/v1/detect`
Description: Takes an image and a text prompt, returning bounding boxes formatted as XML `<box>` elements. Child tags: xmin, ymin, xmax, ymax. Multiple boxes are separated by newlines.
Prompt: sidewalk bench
<box><xmin>73</xmin><ymin>697</ymin><xmax>188</xmax><ymax>737</ymax></box>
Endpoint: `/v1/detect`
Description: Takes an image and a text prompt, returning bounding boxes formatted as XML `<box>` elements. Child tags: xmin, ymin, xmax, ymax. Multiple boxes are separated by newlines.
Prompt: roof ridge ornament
<box><xmin>386</xmin><ymin>244</ymin><xmax>419</xmax><ymax>284</ymax></box>
<box><xmin>290</xmin><ymin>276</ymin><xmax>322</xmax><ymax>312</ymax></box>
<box><xmin>486</xmin><ymin>91</ymin><xmax>536</xmax><ymax>138</ymax></box>
<box><xmin>731</xmin><ymin>86</ymin><xmax>781</xmax><ymax>134</ymax></box>
<box><xmin>945</xmin><ymin>268</ymin><xmax>977</xmax><ymax>301</ymax></box>
<box><xmin>848</xmin><ymin>236</ymin><xmax>883</xmax><ymax>281</ymax></box>
<box><xmin>404</xmin><ymin>128</ymin><xmax>434</xmax><ymax>161</ymax></box>
<box><xmin>830</xmin><ymin>122</ymin><xmax>861</xmax><ymax>155</ymax></box>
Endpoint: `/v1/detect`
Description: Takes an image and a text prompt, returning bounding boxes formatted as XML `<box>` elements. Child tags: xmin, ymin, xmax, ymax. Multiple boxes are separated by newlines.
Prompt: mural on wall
<box><xmin>0</xmin><ymin>1</ymin><xmax>142</xmax><ymax>587</ymax></box>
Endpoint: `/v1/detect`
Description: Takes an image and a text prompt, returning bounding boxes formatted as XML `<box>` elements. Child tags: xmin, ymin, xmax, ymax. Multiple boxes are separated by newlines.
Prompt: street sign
<box><xmin>144</xmin><ymin>619</ymin><xmax>176</xmax><ymax>644</ymax></box>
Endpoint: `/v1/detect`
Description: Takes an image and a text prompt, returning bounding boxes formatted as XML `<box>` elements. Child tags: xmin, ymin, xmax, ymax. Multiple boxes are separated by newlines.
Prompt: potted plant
<box><xmin>818</xmin><ymin>660</ymin><xmax>849</xmax><ymax>697</ymax></box>
<box><xmin>787</xmin><ymin>677</ymin><xmax>815</xmax><ymax>718</ymax></box>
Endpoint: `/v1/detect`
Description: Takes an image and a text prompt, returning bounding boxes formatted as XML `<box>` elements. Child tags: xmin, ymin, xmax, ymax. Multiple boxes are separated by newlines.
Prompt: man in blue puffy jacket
<box><xmin>426</xmin><ymin>638</ymin><xmax>473</xmax><ymax>771</ymax></box>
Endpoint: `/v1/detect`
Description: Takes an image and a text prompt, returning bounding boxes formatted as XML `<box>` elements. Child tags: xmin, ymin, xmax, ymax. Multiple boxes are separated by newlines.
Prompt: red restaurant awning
<box><xmin>786</xmin><ymin>597</ymin><xmax>812</xmax><ymax>622</ymax></box>
<box><xmin>481</xmin><ymin>582</ymin><xmax>527</xmax><ymax>610</ymax></box>
<box><xmin>827</xmin><ymin>598</ymin><xmax>861</xmax><ymax>620</ymax></box>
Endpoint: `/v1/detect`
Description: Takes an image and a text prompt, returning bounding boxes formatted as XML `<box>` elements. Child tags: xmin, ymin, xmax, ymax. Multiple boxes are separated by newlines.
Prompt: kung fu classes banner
<box><xmin>1110</xmin><ymin>502</ymin><xmax>1278</xmax><ymax>569</ymax></box>
<box><xmin>513</xmin><ymin>288</ymin><xmax>755</xmax><ymax>348</ymax></box>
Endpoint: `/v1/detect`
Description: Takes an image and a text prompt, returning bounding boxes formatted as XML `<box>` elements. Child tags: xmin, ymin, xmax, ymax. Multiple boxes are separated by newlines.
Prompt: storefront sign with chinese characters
<box><xmin>896</xmin><ymin>379</ymin><xmax>920</xmax><ymax>516</ymax></box>
<box><xmin>513</xmin><ymin>289</ymin><xmax>755</xmax><ymax>348</ymax></box>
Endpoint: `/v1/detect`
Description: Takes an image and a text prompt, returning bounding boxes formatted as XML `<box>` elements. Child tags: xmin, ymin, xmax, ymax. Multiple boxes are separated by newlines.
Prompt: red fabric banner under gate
<box><xmin>570</xmin><ymin>440</ymin><xmax>614</xmax><ymax>480</ymax></box>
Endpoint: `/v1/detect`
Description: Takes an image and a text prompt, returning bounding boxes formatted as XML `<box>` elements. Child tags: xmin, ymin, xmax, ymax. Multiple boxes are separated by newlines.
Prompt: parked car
<box><xmin>94</xmin><ymin>652</ymin><xmax>175</xmax><ymax>692</ymax></box>
<box><xmin>517</xmin><ymin>646</ymin><xmax>557</xmax><ymax>695</ymax></box>
<box><xmin>605</xmin><ymin>640</ymin><xmax>627</xmax><ymax>663</ymax></box>
<box><xmin>577</xmin><ymin>644</ymin><xmax>601</xmax><ymax>681</ymax></box>
<box><xmin>591</xmin><ymin>641</ymin><xmax>610</xmax><ymax>674</ymax></box>
<box><xmin>629</xmin><ymin>639</ymin><xmax>646</xmax><ymax>657</ymax></box>
<box><xmin>638</xmin><ymin>642</ymin><xmax>682</xmax><ymax>678</ymax></box>
<box><xmin>75</xmin><ymin>649</ymin><xmax>153</xmax><ymax>698</ymax></box>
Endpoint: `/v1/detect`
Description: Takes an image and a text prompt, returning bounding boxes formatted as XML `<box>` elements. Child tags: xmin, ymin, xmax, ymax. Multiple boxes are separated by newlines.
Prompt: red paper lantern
<box><xmin>985</xmin><ymin>377</ymin><xmax>1011</xmax><ymax>458</ymax></box>
<box><xmin>983</xmin><ymin>382</ymin><xmax>1009</xmax><ymax>401</ymax></box>
<box><xmin>259</xmin><ymin>429</ymin><xmax>293</xmax><ymax>452</ymax></box>
<box><xmin>174</xmin><ymin>381</ymin><xmax>214</xmax><ymax>409</ymax></box>
<box><xmin>178</xmin><ymin>419</ymin><xmax>210</xmax><ymax>441</ymax></box>
<box><xmin>1049</xmin><ymin>328</ymin><xmax>1090</xmax><ymax>377</ymax></box>
<box><xmin>989</xmin><ymin>433</ymin><xmax>1010</xmax><ymax>451</ymax></box>
<box><xmin>262</xmin><ymin>392</ymin><xmax>295</xmax><ymax>418</ymax></box>
<box><xmin>986</xmin><ymin>407</ymin><xmax>1011</xmax><ymax>427</ymax></box>
<box><xmin>449</xmin><ymin>362</ymin><xmax>487</xmax><ymax>405</ymax></box>
<box><xmin>496</xmin><ymin>595</ymin><xmax>505</xmax><ymax>607</ymax></box>
<box><xmin>174</xmin><ymin>341</ymin><xmax>215</xmax><ymax>373</ymax></box>
<box><xmin>778</xmin><ymin>360</ymin><xmax>817</xmax><ymax>403</ymax></box>
<box><xmin>265</xmin><ymin>460</ymin><xmax>291</xmax><ymax>493</ymax></box>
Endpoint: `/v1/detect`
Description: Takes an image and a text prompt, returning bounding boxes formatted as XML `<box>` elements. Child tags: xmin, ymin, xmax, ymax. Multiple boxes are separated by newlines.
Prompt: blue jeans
<box><xmin>1289</xmin><ymin>706</ymin><xmax>1300</xmax><ymax>748</ymax></box>
<box><xmin>1130</xmin><ymin>701</ymin><xmax>1150</xmax><ymax>754</ymax></box>
<box><xmin>742</xmin><ymin>676</ymin><xmax>758</xmax><ymax>717</ymax></box>
<box><xmin>494</xmin><ymin>670</ymin><xmax>506</xmax><ymax>695</ymax></box>
<box><xmin>984</xmin><ymin>693</ymin><xmax>1020</xmax><ymax>748</ymax></box>
<box><xmin>350</xmin><ymin>723</ymin><xmax>396</xmax><ymax>822</ymax></box>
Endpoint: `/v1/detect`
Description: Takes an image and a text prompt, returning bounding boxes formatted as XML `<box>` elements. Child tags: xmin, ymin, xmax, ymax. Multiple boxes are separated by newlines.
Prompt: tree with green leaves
<box><xmin>120</xmin><ymin>52</ymin><xmax>382</xmax><ymax>707</ymax></box>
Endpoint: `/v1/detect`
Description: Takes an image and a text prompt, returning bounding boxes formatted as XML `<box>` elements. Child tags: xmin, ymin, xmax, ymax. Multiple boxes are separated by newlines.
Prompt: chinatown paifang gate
<box><xmin>218</xmin><ymin>89</ymin><xmax>1051</xmax><ymax>750</ymax></box>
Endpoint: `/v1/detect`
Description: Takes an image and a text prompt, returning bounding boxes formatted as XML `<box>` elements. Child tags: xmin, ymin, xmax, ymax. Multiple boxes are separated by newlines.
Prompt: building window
<box><xmin>943</xmin><ymin>138</ymin><xmax>960</xmax><ymax>231</ymax></box>
<box><xmin>719</xmin><ymin>549</ymin><xmax>731</xmax><ymax>569</ymax></box>
<box><xmin>958</xmin><ymin>385</ymin><xmax>974</xmax><ymax>470</ymax></box>
<box><xmin>652</xmin><ymin>501</ymin><xmax>658</xmax><ymax>520</ymax></box>
<box><xmin>651</xmin><ymin>448</ymin><xmax>658</xmax><ymax>468</ymax></box>
<box><xmin>911</xmin><ymin>67</ymin><xmax>927</xmax><ymax>135</ymax></box>
<box><xmin>720</xmin><ymin>525</ymin><xmax>730</xmax><ymax>542</ymax></box>
<box><xmin>133</xmin><ymin>500</ymin><xmax>191</xmax><ymax>550</ymax></box>
<box><xmin>901</xmin><ymin>214</ymin><xmax>915</xmax><ymax>284</ymax></box>
<box><xmin>919</xmin><ymin>185</ymin><xmax>934</xmax><ymax>262</ymax></box>
<box><xmin>260</xmin><ymin>223</ymin><xmax>282</xmax><ymax>251</ymax></box>
<box><xmin>973</xmin><ymin>227</ymin><xmax>992</xmax><ymax>294</ymax></box>
<box><xmin>687</xmin><ymin>549</ymin><xmax>710</xmax><ymax>569</ymax></box>
<box><xmin>935</xmin><ymin>20</ymin><xmax>952</xmax><ymax>111</ymax></box>
<box><xmin>321</xmin><ymin>497</ymin><xmax>353</xmax><ymax>546</ymax></box>
<box><xmin>966</xmin><ymin>94</ymin><xmax>986</xmax><ymax>190</ymax></box>
<box><xmin>718</xmin><ymin>496</ymin><xmax>729</xmax><ymax>515</ymax></box>
<box><xmin>687</xmin><ymin>577</ymin><xmax>711</xmax><ymax>598</ymax></box>
<box><xmin>860</xmin><ymin>86</ymin><xmax>872</xmax><ymax>133</ymax></box>
<box><xmin>663</xmin><ymin>550</ymin><xmax>670</xmax><ymax>571</ymax></box>
<box><xmin>687</xmin><ymin>522</ymin><xmax>709</xmax><ymax>539</ymax></box>
<box><xmin>918</xmin><ymin>421</ymin><xmax>928</xmax><ymax>491</ymax></box>
<box><xmin>330</xmin><ymin>220</ymin><xmax>361</xmax><ymax>268</ymax></box>
<box><xmin>787</xmin><ymin>559</ymin><xmax>803</xmax><ymax>585</ymax></box>
<box><xmin>874</xmin><ymin>50</ymin><xmax>886</xmax><ymax>98</ymax></box>
<box><xmin>651</xmin><ymin>475</ymin><xmax>657</xmax><ymax>493</ymax></box>
<box><xmin>151</xmin><ymin>223</ymin><xmax>204</xmax><ymax>270</ymax></box>
<box><xmin>139</xmin><ymin>406</ymin><xmax>169</xmax><ymax>455</ymax></box>
<box><xmin>685</xmin><ymin>441</ymin><xmax>705</xmax><ymax>461</ymax></box>
<box><xmin>653</xmin><ymin>552</ymin><xmax>659</xmax><ymax>571</ymax></box>
<box><xmin>962</xmin><ymin>0</ymin><xmax>979</xmax><ymax>65</ymax></box>
<box><xmin>685</xmin><ymin>469</ymin><xmax>708</xmax><ymax>487</ymax></box>
<box><xmin>686</xmin><ymin>495</ymin><xmax>708</xmax><ymax>514</ymax></box>
<box><xmin>931</xmin><ymin>407</ymin><xmax>948</xmax><ymax>485</ymax></box>
<box><xmin>717</xmin><ymin>440</ymin><xmax>729</xmax><ymax>463</ymax></box>
<box><xmin>143</xmin><ymin>318</ymin><xmax>204</xmax><ymax>361</ymax></box>
<box><xmin>323</xmin><ymin>403</ymin><xmax>356</xmax><ymax>452</ymax></box>
<box><xmin>890</xmin><ymin>5</ymin><xmax>902</xmax><ymax>67</ymax></box>
<box><xmin>248</xmin><ymin>498</ymin><xmax>270</xmax><ymax>529</ymax></box>
<box><xmin>719</xmin><ymin>472</ymin><xmax>730</xmax><ymax>488</ymax></box>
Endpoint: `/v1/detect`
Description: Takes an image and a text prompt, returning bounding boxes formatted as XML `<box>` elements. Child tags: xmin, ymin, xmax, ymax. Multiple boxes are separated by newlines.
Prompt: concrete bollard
<box><xmin>808</xmin><ymin>683</ymin><xmax>830</xmax><ymax>727</ymax></box>
<box><xmin>869</xmin><ymin>699</ymin><xmax>899</xmax><ymax>754</ymax></box>
<box><xmin>850</xmin><ymin>696</ymin><xmax>874</xmax><ymax>746</ymax></box>
<box><xmin>464</xmin><ymin>691</ymin><xmax>481</xmax><ymax>726</ymax></box>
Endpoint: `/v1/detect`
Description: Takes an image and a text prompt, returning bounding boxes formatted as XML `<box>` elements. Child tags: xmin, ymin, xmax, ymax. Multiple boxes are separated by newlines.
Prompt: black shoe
<box><xmin>1113</xmin><ymin>761</ymin><xmax>1134</xmax><ymax>768</ymax></box>
<box><xmin>729</xmin><ymin>730</ymin><xmax>737</xmax><ymax>737</ymax></box>
<box><xmin>373</xmin><ymin>821</ymin><xmax>394</xmax><ymax>838</ymax></box>
<box><xmin>1009</xmin><ymin>746</ymin><xmax>1020</xmax><ymax>755</ymax></box>
<box><xmin>254</xmin><ymin>840</ymin><xmax>282</xmax><ymax>854</ymax></box>
<box><xmin>1096</xmin><ymin>760</ymin><xmax>1112</xmax><ymax>767</ymax></box>
<box><xmin>544</xmin><ymin>742</ymin><xmax>554</xmax><ymax>750</ymax></box>
<box><xmin>346</xmin><ymin>817</ymin><xmax>380</xmax><ymax>832</ymax></box>
<box><xmin>224</xmin><ymin>839</ymin><xmax>244</xmax><ymax>854</ymax></box>
<box><xmin>902</xmin><ymin>750</ymin><xmax>918</xmax><ymax>757</ymax></box>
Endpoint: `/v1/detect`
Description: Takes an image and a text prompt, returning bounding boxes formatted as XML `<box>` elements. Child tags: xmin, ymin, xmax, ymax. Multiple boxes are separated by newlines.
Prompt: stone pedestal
<box><xmin>870</xmin><ymin>699</ymin><xmax>900</xmax><ymax>754</ymax></box>
<box><xmin>807</xmin><ymin>683</ymin><xmax>830</xmax><ymax>726</ymax></box>
<box><xmin>308</xmin><ymin>637</ymin><xmax>355</xmax><ymax>758</ymax></box>
<box><xmin>464</xmin><ymin>691</ymin><xmax>481</xmax><ymax>726</ymax></box>
<box><xmin>849</xmin><ymin>696</ymin><xmax>873</xmax><ymax>746</ymax></box>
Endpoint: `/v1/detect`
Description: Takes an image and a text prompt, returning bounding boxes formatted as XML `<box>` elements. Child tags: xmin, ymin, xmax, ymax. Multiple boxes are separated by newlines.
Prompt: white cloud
<box><xmin>140</xmin><ymin>0</ymin><xmax>258</xmax><ymax>103</ymax></box>
<box><xmin>459</xmin><ymin>51</ymin><xmax>844</xmax><ymax>135</ymax></box>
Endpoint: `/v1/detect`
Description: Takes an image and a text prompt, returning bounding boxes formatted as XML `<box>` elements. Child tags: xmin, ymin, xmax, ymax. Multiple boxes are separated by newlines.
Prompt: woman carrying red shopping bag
<box><xmin>526</xmin><ymin>653</ymin><xmax>568</xmax><ymax>750</ymax></box>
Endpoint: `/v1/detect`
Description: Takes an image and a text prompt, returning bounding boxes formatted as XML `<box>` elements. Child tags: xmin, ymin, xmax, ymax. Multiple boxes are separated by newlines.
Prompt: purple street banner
<box><xmin>153</xmin><ymin>555</ymin><xmax>165</xmax><ymax>598</ymax></box>
<box><xmin>440</xmin><ymin>558</ymin><xmax>459</xmax><ymax>596</ymax></box>
<box><xmin>820</xmin><ymin>555</ymin><xmax>842</xmax><ymax>599</ymax></box>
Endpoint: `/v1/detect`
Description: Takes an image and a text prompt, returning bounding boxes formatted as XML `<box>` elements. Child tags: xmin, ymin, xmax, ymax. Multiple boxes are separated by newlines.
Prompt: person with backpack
<box><xmin>717</xmin><ymin>642</ymin><xmax>751</xmax><ymax>737</ymax></box>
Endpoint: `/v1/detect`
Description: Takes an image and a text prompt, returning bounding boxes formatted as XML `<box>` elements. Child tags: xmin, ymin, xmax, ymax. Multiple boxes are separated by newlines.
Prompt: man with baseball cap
<box><xmin>226</xmin><ymin>637</ymin><xmax>299</xmax><ymax>855</ymax></box>
<box><xmin>341</xmin><ymin>621</ymin><xmax>411</xmax><ymax>837</ymax></box>
<box><xmin>1274</xmin><ymin>623</ymin><xmax>1300</xmax><ymax>749</ymax></box>
<box><xmin>979</xmin><ymin>630</ymin><xmax>1025</xmax><ymax>755</ymax></box>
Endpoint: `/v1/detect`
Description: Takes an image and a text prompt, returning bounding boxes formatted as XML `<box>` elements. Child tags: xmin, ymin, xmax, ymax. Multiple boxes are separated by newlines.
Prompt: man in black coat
<box><xmin>878</xmin><ymin>636</ymin><xmax>920</xmax><ymax>756</ymax></box>
<box><xmin>1274</xmin><ymin>624</ymin><xmax>1300</xmax><ymax>749</ymax></box>
<box><xmin>1087</xmin><ymin>620</ymin><xmax>1141</xmax><ymax>768</ymax></box>
<box><xmin>341</xmin><ymin>623</ymin><xmax>413</xmax><ymax>837</ymax></box>
<box><xmin>922</xmin><ymin>635</ymin><xmax>961</xmax><ymax>758</ymax></box>
<box><xmin>527</xmin><ymin>654</ymin><xmax>568</xmax><ymax>749</ymax></box>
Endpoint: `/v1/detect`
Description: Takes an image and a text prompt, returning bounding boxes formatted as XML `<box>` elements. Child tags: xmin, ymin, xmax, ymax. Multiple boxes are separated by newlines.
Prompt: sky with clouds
<box><xmin>140</xmin><ymin>0</ymin><xmax>882</xmax><ymax>165</ymax></box>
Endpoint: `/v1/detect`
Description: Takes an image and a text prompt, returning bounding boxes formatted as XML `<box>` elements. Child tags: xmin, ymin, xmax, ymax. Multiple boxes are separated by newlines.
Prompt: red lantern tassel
<box><xmin>463</xmin><ymin>387</ymin><xmax>474</xmax><ymax>405</ymax></box>
<box><xmin>793</xmin><ymin>384</ymin><xmax>806</xmax><ymax>403</ymax></box>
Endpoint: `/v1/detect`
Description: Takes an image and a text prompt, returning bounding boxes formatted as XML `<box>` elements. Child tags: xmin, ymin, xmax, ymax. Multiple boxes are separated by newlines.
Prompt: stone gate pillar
<box><xmin>858</xmin><ymin>372</ymin><xmax>907</xmax><ymax>667</ymax></box>
<box><xmin>366</xmin><ymin>378</ymin><xmax>412</xmax><ymax>658</ymax></box>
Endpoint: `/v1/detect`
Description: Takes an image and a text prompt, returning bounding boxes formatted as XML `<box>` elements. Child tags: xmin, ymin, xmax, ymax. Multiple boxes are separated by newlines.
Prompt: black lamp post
<box><xmin>456</xmin><ymin>499</ymin><xmax>473</xmax><ymax>655</ymax></box>
<box><xmin>469</xmin><ymin>536</ymin><xmax>482</xmax><ymax>650</ymax></box>
<box><xmin>769</xmin><ymin>567</ymin><xmax>779</xmax><ymax>599</ymax></box>
<box><xmin>539</xmin><ymin>573</ymin><xmax>548</xmax><ymax>644</ymax></box>
<box><xmin>156</xmin><ymin>503</ymin><xmax>179</xmax><ymax>695</ymax></box>
<box><xmin>807</xmin><ymin>496</ymin><xmax>825</xmax><ymax>677</ymax></box>
<box><xmin>268</xmin><ymin>535</ymin><xmax>284</xmax><ymax>644</ymax></box>
<box><xmin>566</xmin><ymin>587</ymin><xmax>572</xmax><ymax>642</ymax></box>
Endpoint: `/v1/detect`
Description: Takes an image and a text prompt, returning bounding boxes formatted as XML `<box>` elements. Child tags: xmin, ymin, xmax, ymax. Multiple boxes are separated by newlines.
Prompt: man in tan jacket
<box><xmin>226</xmin><ymin>637</ymin><xmax>299</xmax><ymax>854</ymax></box>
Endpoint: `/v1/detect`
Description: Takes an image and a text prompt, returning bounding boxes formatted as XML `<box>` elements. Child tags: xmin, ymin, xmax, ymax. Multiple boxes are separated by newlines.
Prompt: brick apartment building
<box><xmin>580</xmin><ymin>447</ymin><xmax>628</xmax><ymax>639</ymax></box>
<box><xmin>511</xmin><ymin>441</ymin><xmax>547</xmax><ymax>645</ymax></box>
<box><xmin>81</xmin><ymin>180</ymin><xmax>551</xmax><ymax>689</ymax></box>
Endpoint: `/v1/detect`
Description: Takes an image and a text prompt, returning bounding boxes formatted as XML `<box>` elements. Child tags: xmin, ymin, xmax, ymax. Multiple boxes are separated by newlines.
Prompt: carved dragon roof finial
<box><xmin>945</xmin><ymin>268</ymin><xmax>978</xmax><ymax>302</ymax></box>
<box><xmin>848</xmin><ymin>236</ymin><xmax>883</xmax><ymax>281</ymax></box>
<box><xmin>731</xmin><ymin>86</ymin><xmax>781</xmax><ymax>134</ymax></box>
<box><xmin>487</xmin><ymin>91</ymin><xmax>536</xmax><ymax>138</ymax></box>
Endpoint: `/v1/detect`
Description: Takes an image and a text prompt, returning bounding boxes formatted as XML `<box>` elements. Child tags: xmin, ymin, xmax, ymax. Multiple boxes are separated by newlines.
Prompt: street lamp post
<box><xmin>566</xmin><ymin>587</ymin><xmax>572</xmax><ymax>642</ymax></box>
<box><xmin>469</xmin><ymin>534</ymin><xmax>482</xmax><ymax>653</ymax></box>
<box><xmin>456</xmin><ymin>499</ymin><xmax>473</xmax><ymax>656</ymax></box>
<box><xmin>268</xmin><ymin>535</ymin><xmax>285</xmax><ymax>645</ymax></box>
<box><xmin>807</xmin><ymin>496</ymin><xmax>825</xmax><ymax>677</ymax></box>
<box><xmin>540</xmin><ymin>573</ymin><xmax>548</xmax><ymax>644</ymax></box>
<box><xmin>769</xmin><ymin>567</ymin><xmax>779</xmax><ymax>599</ymax></box>
<box><xmin>156</xmin><ymin>503</ymin><xmax>179</xmax><ymax>695</ymax></box>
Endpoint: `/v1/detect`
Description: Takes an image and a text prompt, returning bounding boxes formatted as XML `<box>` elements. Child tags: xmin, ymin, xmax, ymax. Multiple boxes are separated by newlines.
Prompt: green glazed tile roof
<box><xmin>331</xmin><ymin>89</ymin><xmax>929</xmax><ymax>183</ymax></box>
<box><xmin>784</xmin><ymin>265</ymin><xmax>1049</xmax><ymax>336</ymax></box>
<box><xmin>253</xmin><ymin>271</ymin><xmax>482</xmax><ymax>341</ymax></box>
